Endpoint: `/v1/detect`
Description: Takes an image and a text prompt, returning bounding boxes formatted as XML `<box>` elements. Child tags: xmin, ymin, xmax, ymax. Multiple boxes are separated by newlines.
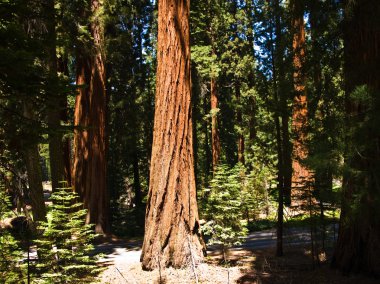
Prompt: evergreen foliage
<box><xmin>201</xmin><ymin>163</ymin><xmax>248</xmax><ymax>252</ymax></box>
<box><xmin>0</xmin><ymin>189</ymin><xmax>26</xmax><ymax>283</ymax></box>
<box><xmin>0</xmin><ymin>0</ymin><xmax>377</xmax><ymax>276</ymax></box>
<box><xmin>33</xmin><ymin>189</ymin><xmax>100</xmax><ymax>283</ymax></box>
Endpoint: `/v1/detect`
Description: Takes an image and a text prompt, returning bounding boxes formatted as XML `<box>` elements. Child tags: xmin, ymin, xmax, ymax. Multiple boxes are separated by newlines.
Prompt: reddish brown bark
<box><xmin>291</xmin><ymin>0</ymin><xmax>311</xmax><ymax>204</ymax></box>
<box><xmin>141</xmin><ymin>0</ymin><xmax>205</xmax><ymax>270</ymax></box>
<box><xmin>73</xmin><ymin>0</ymin><xmax>109</xmax><ymax>234</ymax></box>
<box><xmin>332</xmin><ymin>0</ymin><xmax>380</xmax><ymax>276</ymax></box>
<box><xmin>211</xmin><ymin>76</ymin><xmax>221</xmax><ymax>172</ymax></box>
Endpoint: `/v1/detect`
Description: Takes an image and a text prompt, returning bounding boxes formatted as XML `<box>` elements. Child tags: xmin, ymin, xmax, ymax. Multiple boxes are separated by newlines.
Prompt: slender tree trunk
<box><xmin>23</xmin><ymin>103</ymin><xmax>47</xmax><ymax>223</ymax></box>
<box><xmin>332</xmin><ymin>0</ymin><xmax>380</xmax><ymax>276</ymax></box>
<box><xmin>271</xmin><ymin>0</ymin><xmax>292</xmax><ymax>254</ymax></box>
<box><xmin>57</xmin><ymin>56</ymin><xmax>72</xmax><ymax>186</ymax></box>
<box><xmin>236</xmin><ymin>81</ymin><xmax>245</xmax><ymax>164</ymax></box>
<box><xmin>131</xmin><ymin>14</ymin><xmax>147</xmax><ymax>207</ymax></box>
<box><xmin>246</xmin><ymin>0</ymin><xmax>257</xmax><ymax>168</ymax></box>
<box><xmin>282</xmin><ymin>115</ymin><xmax>292</xmax><ymax>206</ymax></box>
<box><xmin>141</xmin><ymin>0</ymin><xmax>205</xmax><ymax>270</ymax></box>
<box><xmin>272</xmin><ymin>0</ymin><xmax>292</xmax><ymax>207</ymax></box>
<box><xmin>270</xmin><ymin>1</ymin><xmax>284</xmax><ymax>256</ymax></box>
<box><xmin>192</xmin><ymin>65</ymin><xmax>200</xmax><ymax>185</ymax></box>
<box><xmin>276</xmin><ymin>162</ymin><xmax>284</xmax><ymax>257</ymax></box>
<box><xmin>204</xmin><ymin>94</ymin><xmax>212</xmax><ymax>181</ymax></box>
<box><xmin>309</xmin><ymin>0</ymin><xmax>323</xmax><ymax>119</ymax></box>
<box><xmin>211</xmin><ymin>76</ymin><xmax>220</xmax><ymax>173</ymax></box>
<box><xmin>73</xmin><ymin>0</ymin><xmax>109</xmax><ymax>234</ymax></box>
<box><xmin>133</xmin><ymin>151</ymin><xmax>142</xmax><ymax>206</ymax></box>
<box><xmin>290</xmin><ymin>0</ymin><xmax>311</xmax><ymax>205</ymax></box>
<box><xmin>130</xmin><ymin>98</ymin><xmax>142</xmax><ymax>206</ymax></box>
<box><xmin>45</xmin><ymin>0</ymin><xmax>65</xmax><ymax>191</ymax></box>
<box><xmin>274</xmin><ymin>101</ymin><xmax>284</xmax><ymax>257</ymax></box>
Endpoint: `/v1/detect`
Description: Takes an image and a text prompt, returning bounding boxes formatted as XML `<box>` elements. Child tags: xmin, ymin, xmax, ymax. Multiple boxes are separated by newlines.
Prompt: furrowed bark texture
<box><xmin>73</xmin><ymin>0</ymin><xmax>109</xmax><ymax>234</ymax></box>
<box><xmin>332</xmin><ymin>0</ymin><xmax>380</xmax><ymax>276</ymax></box>
<box><xmin>291</xmin><ymin>0</ymin><xmax>311</xmax><ymax>205</ymax></box>
<box><xmin>141</xmin><ymin>0</ymin><xmax>205</xmax><ymax>270</ymax></box>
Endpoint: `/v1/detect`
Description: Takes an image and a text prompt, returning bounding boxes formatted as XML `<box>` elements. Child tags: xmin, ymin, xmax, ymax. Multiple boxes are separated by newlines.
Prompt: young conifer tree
<box><xmin>201</xmin><ymin>163</ymin><xmax>248</xmax><ymax>262</ymax></box>
<box><xmin>34</xmin><ymin>189</ymin><xmax>100</xmax><ymax>283</ymax></box>
<box><xmin>0</xmin><ymin>189</ymin><xmax>25</xmax><ymax>282</ymax></box>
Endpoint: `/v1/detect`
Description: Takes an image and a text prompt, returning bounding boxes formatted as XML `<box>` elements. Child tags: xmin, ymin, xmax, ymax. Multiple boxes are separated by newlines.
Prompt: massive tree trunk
<box><xmin>73</xmin><ymin>0</ymin><xmax>109</xmax><ymax>234</ymax></box>
<box><xmin>332</xmin><ymin>0</ymin><xmax>380</xmax><ymax>276</ymax></box>
<box><xmin>290</xmin><ymin>0</ymin><xmax>311</xmax><ymax>205</ymax></box>
<box><xmin>141</xmin><ymin>0</ymin><xmax>205</xmax><ymax>270</ymax></box>
<box><xmin>211</xmin><ymin>76</ymin><xmax>220</xmax><ymax>172</ymax></box>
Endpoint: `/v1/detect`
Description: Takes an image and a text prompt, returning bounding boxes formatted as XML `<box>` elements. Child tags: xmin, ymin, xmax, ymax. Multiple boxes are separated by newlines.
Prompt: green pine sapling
<box><xmin>34</xmin><ymin>188</ymin><xmax>101</xmax><ymax>283</ymax></box>
<box><xmin>201</xmin><ymin>163</ymin><xmax>248</xmax><ymax>263</ymax></box>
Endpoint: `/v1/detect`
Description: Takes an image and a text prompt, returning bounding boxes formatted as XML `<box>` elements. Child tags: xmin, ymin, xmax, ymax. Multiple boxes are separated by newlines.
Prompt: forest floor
<box><xmin>95</xmin><ymin>227</ymin><xmax>379</xmax><ymax>284</ymax></box>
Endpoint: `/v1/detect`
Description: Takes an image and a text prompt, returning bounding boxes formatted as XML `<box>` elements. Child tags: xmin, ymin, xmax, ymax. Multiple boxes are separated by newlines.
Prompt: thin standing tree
<box><xmin>45</xmin><ymin>0</ymin><xmax>66</xmax><ymax>192</ymax></box>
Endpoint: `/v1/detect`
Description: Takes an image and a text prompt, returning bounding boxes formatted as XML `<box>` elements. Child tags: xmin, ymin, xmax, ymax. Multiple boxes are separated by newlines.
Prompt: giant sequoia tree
<box><xmin>73</xmin><ymin>0</ymin><xmax>109</xmax><ymax>234</ymax></box>
<box><xmin>332</xmin><ymin>0</ymin><xmax>380</xmax><ymax>276</ymax></box>
<box><xmin>141</xmin><ymin>0</ymin><xmax>205</xmax><ymax>270</ymax></box>
<box><xmin>290</xmin><ymin>0</ymin><xmax>310</xmax><ymax>204</ymax></box>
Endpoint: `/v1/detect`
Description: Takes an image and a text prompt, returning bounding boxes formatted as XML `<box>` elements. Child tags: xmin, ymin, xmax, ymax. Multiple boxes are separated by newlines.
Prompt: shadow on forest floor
<box><xmin>94</xmin><ymin>230</ymin><xmax>379</xmax><ymax>283</ymax></box>
<box><xmin>206</xmin><ymin>245</ymin><xmax>379</xmax><ymax>284</ymax></box>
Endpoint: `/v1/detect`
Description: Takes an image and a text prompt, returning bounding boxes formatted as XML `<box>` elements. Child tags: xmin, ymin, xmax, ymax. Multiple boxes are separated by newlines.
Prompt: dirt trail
<box><xmin>96</xmin><ymin>227</ymin><xmax>377</xmax><ymax>284</ymax></box>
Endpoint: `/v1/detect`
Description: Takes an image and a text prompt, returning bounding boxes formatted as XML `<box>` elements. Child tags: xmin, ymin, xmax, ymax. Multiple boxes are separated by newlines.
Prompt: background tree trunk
<box><xmin>270</xmin><ymin>0</ymin><xmax>290</xmax><ymax>255</ymax></box>
<box><xmin>45</xmin><ymin>0</ymin><xmax>65</xmax><ymax>192</ymax></box>
<box><xmin>332</xmin><ymin>0</ymin><xmax>380</xmax><ymax>276</ymax></box>
<box><xmin>290</xmin><ymin>0</ymin><xmax>311</xmax><ymax>205</ymax></box>
<box><xmin>57</xmin><ymin>55</ymin><xmax>72</xmax><ymax>186</ymax></box>
<box><xmin>73</xmin><ymin>0</ymin><xmax>109</xmax><ymax>235</ymax></box>
<box><xmin>211</xmin><ymin>76</ymin><xmax>221</xmax><ymax>172</ymax></box>
<box><xmin>236</xmin><ymin>81</ymin><xmax>245</xmax><ymax>165</ymax></box>
<box><xmin>23</xmin><ymin>103</ymin><xmax>46</xmax><ymax>223</ymax></box>
<box><xmin>246</xmin><ymin>0</ymin><xmax>256</xmax><ymax>164</ymax></box>
<box><xmin>141</xmin><ymin>0</ymin><xmax>205</xmax><ymax>270</ymax></box>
